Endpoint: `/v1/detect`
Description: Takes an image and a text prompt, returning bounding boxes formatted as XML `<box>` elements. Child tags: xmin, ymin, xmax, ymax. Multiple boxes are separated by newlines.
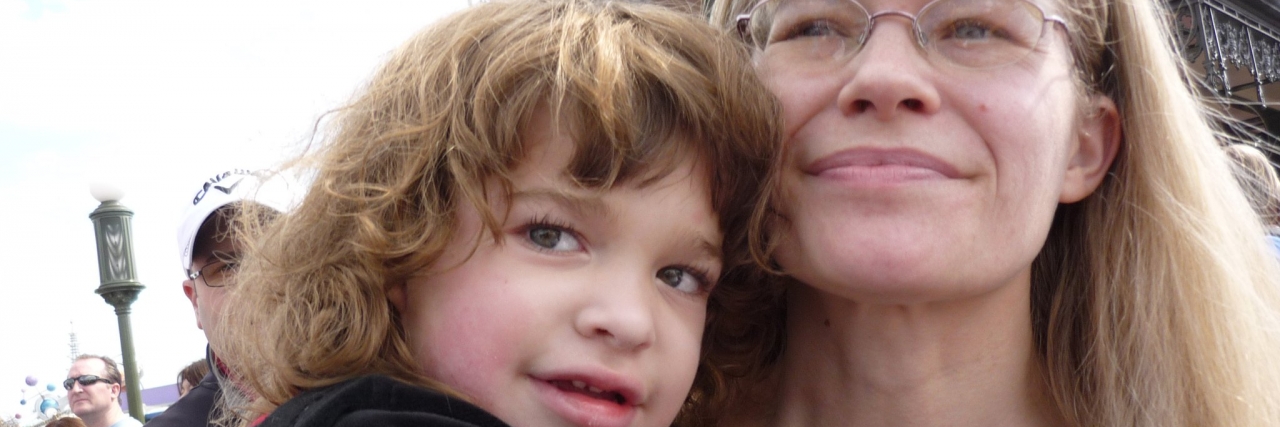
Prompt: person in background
<box><xmin>144</xmin><ymin>169</ymin><xmax>294</xmax><ymax>427</ymax></box>
<box><xmin>65</xmin><ymin>355</ymin><xmax>141</xmax><ymax>427</ymax></box>
<box><xmin>176</xmin><ymin>360</ymin><xmax>210</xmax><ymax>398</ymax></box>
<box><xmin>1224</xmin><ymin>143</ymin><xmax>1280</xmax><ymax>244</ymax></box>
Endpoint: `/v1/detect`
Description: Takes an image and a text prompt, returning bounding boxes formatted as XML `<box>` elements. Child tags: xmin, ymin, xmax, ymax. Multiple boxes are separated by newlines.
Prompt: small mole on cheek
<box><xmin>978</xmin><ymin>104</ymin><xmax>989</xmax><ymax>113</ymax></box>
<box><xmin>823</xmin><ymin>319</ymin><xmax>831</xmax><ymax>327</ymax></box>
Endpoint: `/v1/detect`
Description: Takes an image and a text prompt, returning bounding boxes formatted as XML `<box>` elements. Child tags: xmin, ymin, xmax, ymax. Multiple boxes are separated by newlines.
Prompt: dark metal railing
<box><xmin>1173</xmin><ymin>0</ymin><xmax>1280</xmax><ymax>104</ymax></box>
<box><xmin>1170</xmin><ymin>0</ymin><xmax>1280</xmax><ymax>143</ymax></box>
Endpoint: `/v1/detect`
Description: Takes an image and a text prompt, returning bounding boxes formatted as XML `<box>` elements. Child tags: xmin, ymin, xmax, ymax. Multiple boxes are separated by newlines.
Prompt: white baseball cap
<box><xmin>176</xmin><ymin>169</ymin><xmax>299</xmax><ymax>271</ymax></box>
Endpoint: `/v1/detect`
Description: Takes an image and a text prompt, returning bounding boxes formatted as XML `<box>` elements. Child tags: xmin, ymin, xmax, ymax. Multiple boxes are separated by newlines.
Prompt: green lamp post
<box><xmin>88</xmin><ymin>183</ymin><xmax>145</xmax><ymax>422</ymax></box>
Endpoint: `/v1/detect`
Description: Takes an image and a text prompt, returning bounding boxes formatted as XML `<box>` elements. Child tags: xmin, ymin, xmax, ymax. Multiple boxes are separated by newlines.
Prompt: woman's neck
<box><xmin>769</xmin><ymin>270</ymin><xmax>1064</xmax><ymax>427</ymax></box>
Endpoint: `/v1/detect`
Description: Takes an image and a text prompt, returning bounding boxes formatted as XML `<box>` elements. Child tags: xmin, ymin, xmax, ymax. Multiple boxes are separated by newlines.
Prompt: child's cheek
<box><xmin>411</xmin><ymin>274</ymin><xmax>538</xmax><ymax>410</ymax></box>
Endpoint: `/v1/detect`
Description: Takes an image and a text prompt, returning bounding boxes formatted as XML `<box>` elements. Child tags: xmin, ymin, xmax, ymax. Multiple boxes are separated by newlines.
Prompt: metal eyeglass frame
<box><xmin>734</xmin><ymin>0</ymin><xmax>1069</xmax><ymax>69</ymax></box>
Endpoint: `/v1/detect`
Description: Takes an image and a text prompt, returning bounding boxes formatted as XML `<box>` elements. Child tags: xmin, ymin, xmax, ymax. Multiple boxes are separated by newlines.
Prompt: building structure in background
<box><xmin>68</xmin><ymin>326</ymin><xmax>80</xmax><ymax>361</ymax></box>
<box><xmin>1172</xmin><ymin>0</ymin><xmax>1280</xmax><ymax>144</ymax></box>
<box><xmin>118</xmin><ymin>384</ymin><xmax>180</xmax><ymax>422</ymax></box>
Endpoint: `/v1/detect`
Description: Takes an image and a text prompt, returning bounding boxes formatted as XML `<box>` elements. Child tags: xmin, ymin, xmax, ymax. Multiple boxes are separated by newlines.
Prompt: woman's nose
<box><xmin>573</xmin><ymin>272</ymin><xmax>657</xmax><ymax>352</ymax></box>
<box><xmin>836</xmin><ymin>19</ymin><xmax>941</xmax><ymax>120</ymax></box>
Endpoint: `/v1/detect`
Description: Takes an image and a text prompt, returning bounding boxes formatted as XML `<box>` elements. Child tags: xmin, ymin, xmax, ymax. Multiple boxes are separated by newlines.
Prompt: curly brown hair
<box><xmin>218</xmin><ymin>0</ymin><xmax>783</xmax><ymax>422</ymax></box>
<box><xmin>42</xmin><ymin>416</ymin><xmax>87</xmax><ymax>427</ymax></box>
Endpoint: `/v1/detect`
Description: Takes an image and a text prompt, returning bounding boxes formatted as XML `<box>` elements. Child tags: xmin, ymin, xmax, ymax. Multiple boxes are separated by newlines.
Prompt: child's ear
<box><xmin>387</xmin><ymin>282</ymin><xmax>408</xmax><ymax>313</ymax></box>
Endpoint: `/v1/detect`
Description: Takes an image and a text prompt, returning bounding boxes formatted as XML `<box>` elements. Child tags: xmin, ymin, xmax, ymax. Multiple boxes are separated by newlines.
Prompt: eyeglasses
<box><xmin>736</xmin><ymin>0</ymin><xmax>1068</xmax><ymax>70</ymax></box>
<box><xmin>63</xmin><ymin>375</ymin><xmax>115</xmax><ymax>390</ymax></box>
<box><xmin>187</xmin><ymin>251</ymin><xmax>240</xmax><ymax>288</ymax></box>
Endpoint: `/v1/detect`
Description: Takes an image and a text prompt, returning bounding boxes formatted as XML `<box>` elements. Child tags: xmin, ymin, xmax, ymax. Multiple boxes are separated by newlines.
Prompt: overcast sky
<box><xmin>0</xmin><ymin>0</ymin><xmax>471</xmax><ymax>420</ymax></box>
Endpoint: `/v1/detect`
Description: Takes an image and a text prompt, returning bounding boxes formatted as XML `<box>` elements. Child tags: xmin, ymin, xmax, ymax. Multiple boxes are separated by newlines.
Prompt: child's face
<box><xmin>394</xmin><ymin>114</ymin><xmax>721</xmax><ymax>427</ymax></box>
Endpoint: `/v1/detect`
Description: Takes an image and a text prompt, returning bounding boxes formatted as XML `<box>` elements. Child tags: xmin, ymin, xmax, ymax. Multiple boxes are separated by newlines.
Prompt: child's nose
<box><xmin>573</xmin><ymin>272</ymin><xmax>657</xmax><ymax>351</ymax></box>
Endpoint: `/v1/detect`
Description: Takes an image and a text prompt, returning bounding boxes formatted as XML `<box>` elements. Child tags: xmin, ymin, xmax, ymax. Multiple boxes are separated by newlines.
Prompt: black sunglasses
<box><xmin>63</xmin><ymin>375</ymin><xmax>114</xmax><ymax>390</ymax></box>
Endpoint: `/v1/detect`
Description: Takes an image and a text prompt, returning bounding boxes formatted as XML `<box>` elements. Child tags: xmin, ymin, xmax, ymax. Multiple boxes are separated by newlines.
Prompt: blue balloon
<box><xmin>19</xmin><ymin>399</ymin><xmax>26</xmax><ymax>405</ymax></box>
<box><xmin>46</xmin><ymin>383</ymin><xmax>56</xmax><ymax>392</ymax></box>
<box><xmin>39</xmin><ymin>398</ymin><xmax>57</xmax><ymax>413</ymax></box>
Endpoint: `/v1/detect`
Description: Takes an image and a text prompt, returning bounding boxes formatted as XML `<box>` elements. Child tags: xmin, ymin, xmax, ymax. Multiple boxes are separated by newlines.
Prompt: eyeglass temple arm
<box><xmin>1046</xmin><ymin>15</ymin><xmax>1068</xmax><ymax>30</ymax></box>
<box><xmin>733</xmin><ymin>0</ymin><xmax>770</xmax><ymax>40</ymax></box>
<box><xmin>735</xmin><ymin>14</ymin><xmax>751</xmax><ymax>39</ymax></box>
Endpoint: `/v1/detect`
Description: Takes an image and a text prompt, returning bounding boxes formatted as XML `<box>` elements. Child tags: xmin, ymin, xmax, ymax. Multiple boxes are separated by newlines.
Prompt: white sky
<box><xmin>0</xmin><ymin>0</ymin><xmax>472</xmax><ymax>420</ymax></box>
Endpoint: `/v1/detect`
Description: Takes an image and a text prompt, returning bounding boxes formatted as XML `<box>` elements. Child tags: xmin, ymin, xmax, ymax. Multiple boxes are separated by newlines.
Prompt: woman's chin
<box><xmin>795</xmin><ymin>268</ymin><xmax>982</xmax><ymax>305</ymax></box>
<box><xmin>778</xmin><ymin>239</ymin><xmax>1025</xmax><ymax>305</ymax></box>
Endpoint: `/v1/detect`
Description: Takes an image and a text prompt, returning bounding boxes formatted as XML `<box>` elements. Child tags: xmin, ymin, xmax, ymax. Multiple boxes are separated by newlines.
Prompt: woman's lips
<box><xmin>804</xmin><ymin>148</ymin><xmax>961</xmax><ymax>182</ymax></box>
<box><xmin>531</xmin><ymin>373</ymin><xmax>641</xmax><ymax>427</ymax></box>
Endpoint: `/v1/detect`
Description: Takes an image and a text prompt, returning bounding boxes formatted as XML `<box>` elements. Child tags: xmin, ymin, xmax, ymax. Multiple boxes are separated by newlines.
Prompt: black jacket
<box><xmin>258</xmin><ymin>375</ymin><xmax>510</xmax><ymax>427</ymax></box>
<box><xmin>145</xmin><ymin>350</ymin><xmax>220</xmax><ymax>427</ymax></box>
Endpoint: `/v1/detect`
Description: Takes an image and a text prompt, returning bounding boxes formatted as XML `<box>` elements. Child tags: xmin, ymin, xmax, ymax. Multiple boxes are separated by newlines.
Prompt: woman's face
<box><xmin>759</xmin><ymin>0</ymin><xmax>1117</xmax><ymax>301</ymax></box>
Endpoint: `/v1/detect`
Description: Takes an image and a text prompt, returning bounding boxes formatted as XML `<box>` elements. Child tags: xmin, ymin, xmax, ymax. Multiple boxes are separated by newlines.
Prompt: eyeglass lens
<box><xmin>63</xmin><ymin>375</ymin><xmax>109</xmax><ymax>390</ymax></box>
<box><xmin>197</xmin><ymin>252</ymin><xmax>239</xmax><ymax>288</ymax></box>
<box><xmin>744</xmin><ymin>0</ymin><xmax>1051</xmax><ymax>69</ymax></box>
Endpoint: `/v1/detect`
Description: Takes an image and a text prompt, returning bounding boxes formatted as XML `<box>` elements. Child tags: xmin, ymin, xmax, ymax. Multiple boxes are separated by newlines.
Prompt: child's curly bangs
<box><xmin>316</xmin><ymin>0</ymin><xmax>781</xmax><ymax>271</ymax></box>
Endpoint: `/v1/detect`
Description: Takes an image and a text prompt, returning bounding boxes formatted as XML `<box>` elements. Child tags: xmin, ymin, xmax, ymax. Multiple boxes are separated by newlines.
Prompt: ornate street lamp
<box><xmin>88</xmin><ymin>183</ymin><xmax>145</xmax><ymax>422</ymax></box>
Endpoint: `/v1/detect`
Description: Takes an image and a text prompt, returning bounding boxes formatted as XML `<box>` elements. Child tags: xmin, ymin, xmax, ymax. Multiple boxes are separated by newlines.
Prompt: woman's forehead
<box><xmin>771</xmin><ymin>0</ymin><xmax>1060</xmax><ymax>12</ymax></box>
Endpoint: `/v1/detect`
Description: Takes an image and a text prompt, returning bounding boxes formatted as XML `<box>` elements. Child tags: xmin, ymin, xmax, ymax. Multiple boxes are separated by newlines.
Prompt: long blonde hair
<box><xmin>219</xmin><ymin>0</ymin><xmax>781</xmax><ymax>422</ymax></box>
<box><xmin>1224</xmin><ymin>143</ymin><xmax>1280</xmax><ymax>228</ymax></box>
<box><xmin>707</xmin><ymin>0</ymin><xmax>1280</xmax><ymax>426</ymax></box>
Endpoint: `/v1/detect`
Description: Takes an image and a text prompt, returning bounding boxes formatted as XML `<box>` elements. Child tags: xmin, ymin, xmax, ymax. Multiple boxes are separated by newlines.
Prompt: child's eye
<box><xmin>527</xmin><ymin>225</ymin><xmax>583</xmax><ymax>252</ymax></box>
<box><xmin>656</xmin><ymin>266</ymin><xmax>713</xmax><ymax>294</ymax></box>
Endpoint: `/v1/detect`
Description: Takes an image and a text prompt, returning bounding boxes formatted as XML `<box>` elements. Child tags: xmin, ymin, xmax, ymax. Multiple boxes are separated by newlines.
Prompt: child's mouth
<box><xmin>549</xmin><ymin>379</ymin><xmax>627</xmax><ymax>405</ymax></box>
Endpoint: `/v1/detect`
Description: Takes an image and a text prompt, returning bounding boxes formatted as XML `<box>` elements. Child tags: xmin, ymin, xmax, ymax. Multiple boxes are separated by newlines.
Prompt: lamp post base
<box><xmin>97</xmin><ymin>285</ymin><xmax>145</xmax><ymax>422</ymax></box>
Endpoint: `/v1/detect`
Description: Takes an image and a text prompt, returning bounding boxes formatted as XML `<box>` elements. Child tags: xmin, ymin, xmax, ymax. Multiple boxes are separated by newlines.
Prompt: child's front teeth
<box><xmin>569</xmin><ymin>380</ymin><xmax>605</xmax><ymax>394</ymax></box>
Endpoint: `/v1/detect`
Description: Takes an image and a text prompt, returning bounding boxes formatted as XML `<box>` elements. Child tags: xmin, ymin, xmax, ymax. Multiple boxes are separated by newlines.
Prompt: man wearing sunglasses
<box><xmin>144</xmin><ymin>169</ymin><xmax>295</xmax><ymax>427</ymax></box>
<box><xmin>66</xmin><ymin>355</ymin><xmax>141</xmax><ymax>427</ymax></box>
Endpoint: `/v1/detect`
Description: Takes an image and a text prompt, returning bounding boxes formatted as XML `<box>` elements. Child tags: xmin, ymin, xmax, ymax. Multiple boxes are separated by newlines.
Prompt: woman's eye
<box><xmin>656</xmin><ymin>267</ymin><xmax>709</xmax><ymax>294</ymax></box>
<box><xmin>527</xmin><ymin>225</ymin><xmax>582</xmax><ymax>252</ymax></box>
<box><xmin>938</xmin><ymin>19</ymin><xmax>1000</xmax><ymax>41</ymax></box>
<box><xmin>796</xmin><ymin>20</ymin><xmax>840</xmax><ymax>38</ymax></box>
<box><xmin>775</xmin><ymin>19</ymin><xmax>844</xmax><ymax>42</ymax></box>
